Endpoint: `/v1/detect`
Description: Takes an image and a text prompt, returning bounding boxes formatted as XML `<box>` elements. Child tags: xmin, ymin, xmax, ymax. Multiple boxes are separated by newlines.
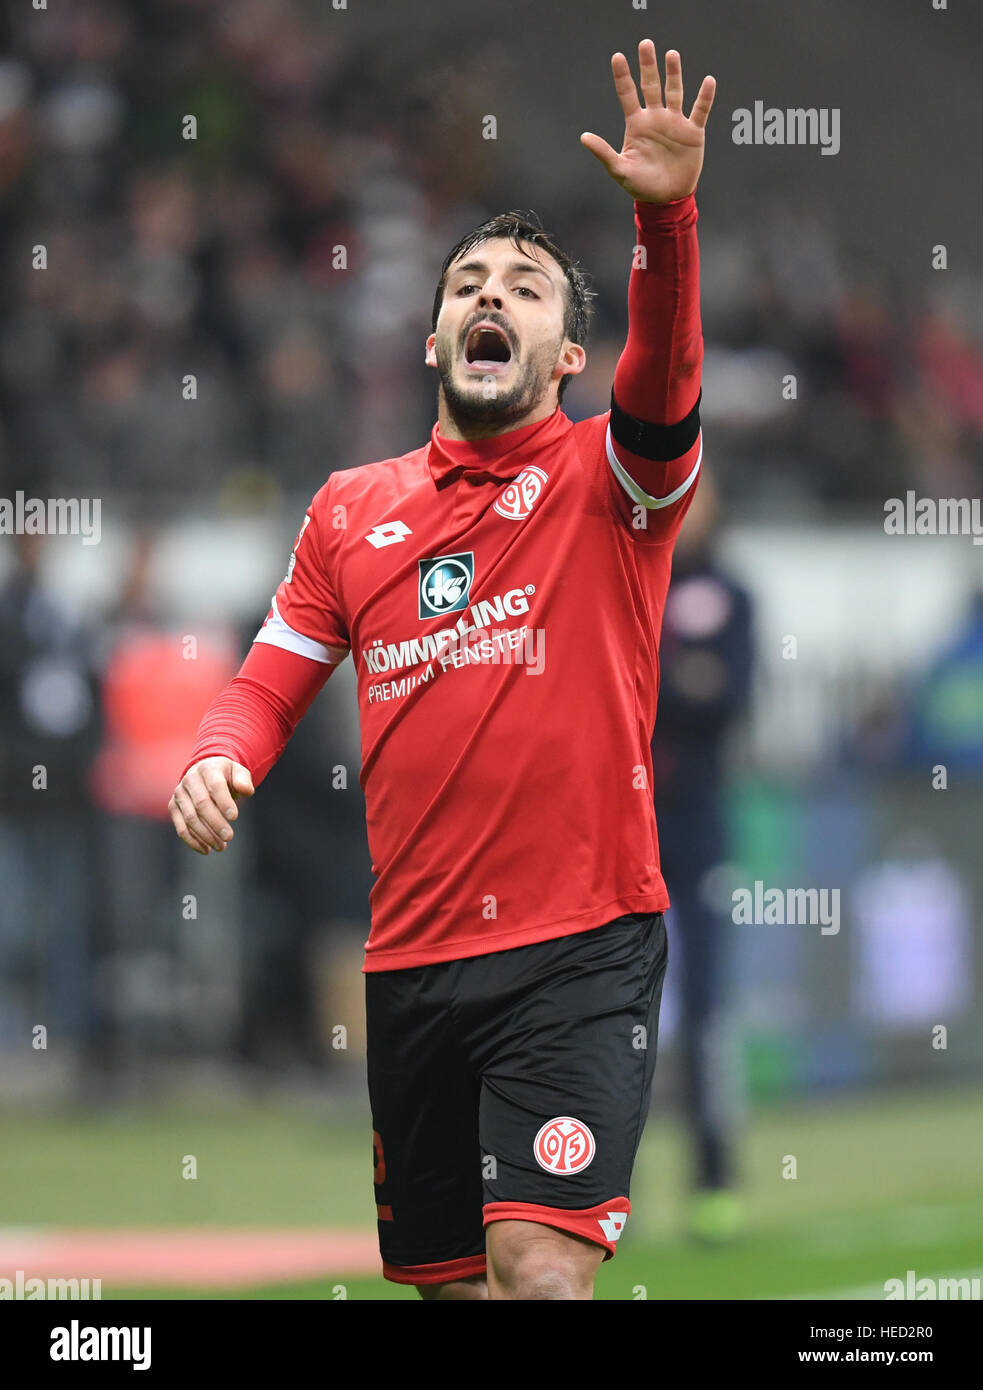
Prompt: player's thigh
<box><xmin>365</xmin><ymin>964</ymin><xmax>486</xmax><ymax>1281</ymax></box>
<box><xmin>475</xmin><ymin>913</ymin><xmax>669</xmax><ymax>1248</ymax></box>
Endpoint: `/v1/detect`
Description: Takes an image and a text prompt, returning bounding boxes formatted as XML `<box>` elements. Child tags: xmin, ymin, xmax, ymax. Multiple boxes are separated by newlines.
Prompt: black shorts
<box><xmin>366</xmin><ymin>910</ymin><xmax>668</xmax><ymax>1285</ymax></box>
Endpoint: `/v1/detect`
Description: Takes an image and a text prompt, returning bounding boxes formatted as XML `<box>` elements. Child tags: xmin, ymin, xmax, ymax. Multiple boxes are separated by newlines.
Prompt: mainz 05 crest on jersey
<box><xmin>418</xmin><ymin>552</ymin><xmax>475</xmax><ymax>619</ymax></box>
<box><xmin>493</xmin><ymin>466</ymin><xmax>549</xmax><ymax>520</ymax></box>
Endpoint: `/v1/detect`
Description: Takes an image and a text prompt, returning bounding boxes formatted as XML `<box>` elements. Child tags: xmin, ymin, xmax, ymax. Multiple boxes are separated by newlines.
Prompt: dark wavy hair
<box><xmin>431</xmin><ymin>210</ymin><xmax>595</xmax><ymax>402</ymax></box>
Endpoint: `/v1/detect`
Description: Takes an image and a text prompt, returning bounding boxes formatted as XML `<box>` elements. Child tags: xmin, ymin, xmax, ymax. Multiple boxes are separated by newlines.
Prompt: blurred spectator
<box><xmin>904</xmin><ymin>588</ymin><xmax>983</xmax><ymax>772</ymax></box>
<box><xmin>87</xmin><ymin>533</ymin><xmax>238</xmax><ymax>1075</ymax></box>
<box><xmin>0</xmin><ymin>533</ymin><xmax>101</xmax><ymax>1053</ymax></box>
<box><xmin>651</xmin><ymin>472</ymin><xmax>753</xmax><ymax>1241</ymax></box>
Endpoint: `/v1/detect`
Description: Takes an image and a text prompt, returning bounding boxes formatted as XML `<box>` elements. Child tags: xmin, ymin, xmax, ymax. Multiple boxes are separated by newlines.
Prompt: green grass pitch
<box><xmin>2</xmin><ymin>1083</ymin><xmax>981</xmax><ymax>1300</ymax></box>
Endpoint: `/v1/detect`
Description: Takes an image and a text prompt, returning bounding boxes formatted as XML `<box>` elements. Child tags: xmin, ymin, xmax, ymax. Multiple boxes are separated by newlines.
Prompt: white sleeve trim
<box><xmin>605</xmin><ymin>422</ymin><xmax>703</xmax><ymax>509</ymax></box>
<box><xmin>254</xmin><ymin>596</ymin><xmax>346</xmax><ymax>665</ymax></box>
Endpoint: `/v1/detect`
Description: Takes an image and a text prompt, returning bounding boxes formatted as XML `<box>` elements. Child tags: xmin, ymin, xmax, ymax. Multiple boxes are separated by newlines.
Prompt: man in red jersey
<box><xmin>170</xmin><ymin>42</ymin><xmax>715</xmax><ymax>1299</ymax></box>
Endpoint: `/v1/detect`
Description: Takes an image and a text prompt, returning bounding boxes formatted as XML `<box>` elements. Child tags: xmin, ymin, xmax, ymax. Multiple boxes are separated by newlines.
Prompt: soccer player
<box><xmin>170</xmin><ymin>41</ymin><xmax>715</xmax><ymax>1300</ymax></box>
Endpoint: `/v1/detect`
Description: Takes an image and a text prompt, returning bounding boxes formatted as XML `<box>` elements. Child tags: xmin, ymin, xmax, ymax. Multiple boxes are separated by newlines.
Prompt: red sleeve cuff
<box><xmin>633</xmin><ymin>192</ymin><xmax>697</xmax><ymax>226</ymax></box>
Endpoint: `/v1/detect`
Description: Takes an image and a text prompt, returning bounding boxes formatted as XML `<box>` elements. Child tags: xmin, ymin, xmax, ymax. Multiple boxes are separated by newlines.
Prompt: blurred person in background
<box><xmin>904</xmin><ymin>586</ymin><xmax>983</xmax><ymax>773</ymax></box>
<box><xmin>0</xmin><ymin>532</ymin><xmax>101</xmax><ymax>1059</ymax></box>
<box><xmin>651</xmin><ymin>469</ymin><xmax>753</xmax><ymax>1242</ymax></box>
<box><xmin>88</xmin><ymin>533</ymin><xmax>238</xmax><ymax>1083</ymax></box>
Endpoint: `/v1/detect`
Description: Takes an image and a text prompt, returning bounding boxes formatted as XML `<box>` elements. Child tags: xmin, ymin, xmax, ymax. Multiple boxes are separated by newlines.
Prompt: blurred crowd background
<box><xmin>1</xmin><ymin>0</ymin><xmax>981</xmax><ymax>1153</ymax></box>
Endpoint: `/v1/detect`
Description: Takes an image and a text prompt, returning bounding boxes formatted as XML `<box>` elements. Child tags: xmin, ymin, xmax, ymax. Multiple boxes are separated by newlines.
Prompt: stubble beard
<box><xmin>434</xmin><ymin>330</ymin><xmax>561</xmax><ymax>432</ymax></box>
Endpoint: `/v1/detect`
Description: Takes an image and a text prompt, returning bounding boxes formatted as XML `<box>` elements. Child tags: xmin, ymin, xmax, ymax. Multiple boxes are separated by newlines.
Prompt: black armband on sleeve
<box><xmin>609</xmin><ymin>388</ymin><xmax>702</xmax><ymax>461</ymax></box>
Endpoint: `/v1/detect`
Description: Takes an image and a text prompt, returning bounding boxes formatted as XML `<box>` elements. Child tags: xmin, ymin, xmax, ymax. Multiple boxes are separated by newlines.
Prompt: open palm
<box><xmin>581</xmin><ymin>41</ymin><xmax>716</xmax><ymax>204</ymax></box>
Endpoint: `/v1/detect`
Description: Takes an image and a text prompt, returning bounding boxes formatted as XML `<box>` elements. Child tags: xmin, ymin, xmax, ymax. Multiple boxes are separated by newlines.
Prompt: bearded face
<box><xmin>427</xmin><ymin>236</ymin><xmax>580</xmax><ymax>432</ymax></box>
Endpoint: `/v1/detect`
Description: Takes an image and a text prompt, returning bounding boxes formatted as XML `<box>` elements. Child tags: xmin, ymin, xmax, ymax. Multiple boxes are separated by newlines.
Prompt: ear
<box><xmin>556</xmin><ymin>341</ymin><xmax>587</xmax><ymax>384</ymax></box>
<box><xmin>425</xmin><ymin>332</ymin><xmax>437</xmax><ymax>368</ymax></box>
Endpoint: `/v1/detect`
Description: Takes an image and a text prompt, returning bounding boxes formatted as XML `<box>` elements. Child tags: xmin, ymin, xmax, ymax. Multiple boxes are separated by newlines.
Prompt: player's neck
<box><xmin>436</xmin><ymin>393</ymin><xmax>560</xmax><ymax>443</ymax></box>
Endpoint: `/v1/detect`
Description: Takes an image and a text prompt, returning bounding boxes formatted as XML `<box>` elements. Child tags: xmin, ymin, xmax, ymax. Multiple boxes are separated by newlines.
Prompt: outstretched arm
<box><xmin>582</xmin><ymin>43</ymin><xmax>715</xmax><ymax>530</ymax></box>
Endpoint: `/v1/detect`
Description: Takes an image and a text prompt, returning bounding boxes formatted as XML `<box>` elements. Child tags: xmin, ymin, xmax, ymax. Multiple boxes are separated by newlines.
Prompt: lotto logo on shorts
<box><xmin>533</xmin><ymin>1117</ymin><xmax>596</xmax><ymax>1175</ymax></box>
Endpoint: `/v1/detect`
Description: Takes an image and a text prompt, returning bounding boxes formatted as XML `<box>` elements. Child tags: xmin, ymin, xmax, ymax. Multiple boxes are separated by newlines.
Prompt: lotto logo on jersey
<box><xmin>418</xmin><ymin>552</ymin><xmax>475</xmax><ymax>620</ymax></box>
<box><xmin>366</xmin><ymin>520</ymin><xmax>412</xmax><ymax>549</ymax></box>
<box><xmin>533</xmin><ymin>1117</ymin><xmax>596</xmax><ymax>1175</ymax></box>
<box><xmin>493</xmin><ymin>465</ymin><xmax>548</xmax><ymax>520</ymax></box>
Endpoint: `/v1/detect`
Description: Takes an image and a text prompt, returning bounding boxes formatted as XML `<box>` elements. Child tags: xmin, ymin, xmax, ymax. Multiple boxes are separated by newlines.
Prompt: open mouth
<box><xmin>464</xmin><ymin>322</ymin><xmax>514</xmax><ymax>370</ymax></box>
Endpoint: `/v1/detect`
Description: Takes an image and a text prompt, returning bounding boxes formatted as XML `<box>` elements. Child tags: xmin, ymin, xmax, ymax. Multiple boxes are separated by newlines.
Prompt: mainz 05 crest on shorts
<box><xmin>534</xmin><ymin>1117</ymin><xmax>596</xmax><ymax>1174</ymax></box>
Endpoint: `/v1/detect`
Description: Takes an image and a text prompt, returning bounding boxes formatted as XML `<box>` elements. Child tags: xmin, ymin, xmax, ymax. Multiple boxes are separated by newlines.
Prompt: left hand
<box><xmin>581</xmin><ymin>41</ymin><xmax>716</xmax><ymax>204</ymax></box>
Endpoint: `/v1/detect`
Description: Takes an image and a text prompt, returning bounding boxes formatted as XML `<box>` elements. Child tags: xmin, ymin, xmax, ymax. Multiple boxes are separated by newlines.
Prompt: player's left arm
<box><xmin>581</xmin><ymin>42</ymin><xmax>715</xmax><ymax>540</ymax></box>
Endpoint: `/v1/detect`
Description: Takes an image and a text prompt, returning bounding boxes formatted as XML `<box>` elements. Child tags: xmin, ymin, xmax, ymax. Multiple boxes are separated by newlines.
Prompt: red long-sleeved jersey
<box><xmin>183</xmin><ymin>194</ymin><xmax>704</xmax><ymax>970</ymax></box>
